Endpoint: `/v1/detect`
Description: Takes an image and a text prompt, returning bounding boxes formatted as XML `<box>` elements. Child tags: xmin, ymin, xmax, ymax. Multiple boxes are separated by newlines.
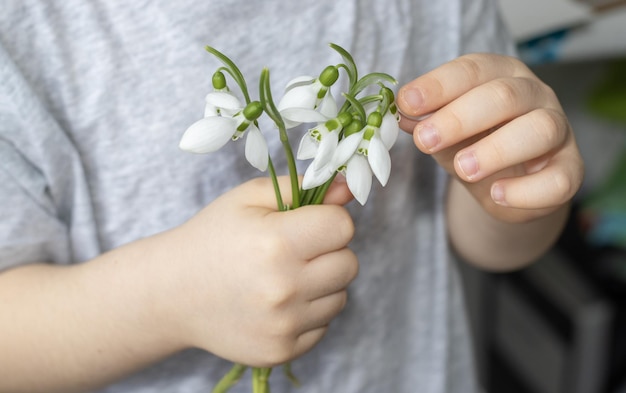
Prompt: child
<box><xmin>0</xmin><ymin>0</ymin><xmax>583</xmax><ymax>392</ymax></box>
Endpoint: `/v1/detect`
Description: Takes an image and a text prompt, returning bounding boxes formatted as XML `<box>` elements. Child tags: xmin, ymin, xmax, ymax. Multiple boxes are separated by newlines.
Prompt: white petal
<box><xmin>204</xmin><ymin>103</ymin><xmax>219</xmax><ymax>117</ymax></box>
<box><xmin>244</xmin><ymin>126</ymin><xmax>269</xmax><ymax>171</ymax></box>
<box><xmin>330</xmin><ymin>131</ymin><xmax>364</xmax><ymax>169</ymax></box>
<box><xmin>277</xmin><ymin>85</ymin><xmax>317</xmax><ymax>112</ymax></box>
<box><xmin>297</xmin><ymin>134</ymin><xmax>319</xmax><ymax>160</ymax></box>
<box><xmin>281</xmin><ymin>108</ymin><xmax>329</xmax><ymax>124</ymax></box>
<box><xmin>205</xmin><ymin>91</ymin><xmax>243</xmax><ymax>110</ymax></box>
<box><xmin>380</xmin><ymin>112</ymin><xmax>400</xmax><ymax>149</ymax></box>
<box><xmin>345</xmin><ymin>155</ymin><xmax>372</xmax><ymax>205</ymax></box>
<box><xmin>318</xmin><ymin>93</ymin><xmax>338</xmax><ymax>119</ymax></box>
<box><xmin>284</xmin><ymin>76</ymin><xmax>315</xmax><ymax>91</ymax></box>
<box><xmin>367</xmin><ymin>136</ymin><xmax>392</xmax><ymax>186</ymax></box>
<box><xmin>313</xmin><ymin>130</ymin><xmax>338</xmax><ymax>170</ymax></box>
<box><xmin>179</xmin><ymin>116</ymin><xmax>236</xmax><ymax>153</ymax></box>
<box><xmin>302</xmin><ymin>162</ymin><xmax>334</xmax><ymax>190</ymax></box>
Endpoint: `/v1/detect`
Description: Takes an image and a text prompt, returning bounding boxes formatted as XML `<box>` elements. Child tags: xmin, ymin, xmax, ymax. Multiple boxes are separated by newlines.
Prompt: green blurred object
<box><xmin>587</xmin><ymin>58</ymin><xmax>626</xmax><ymax>125</ymax></box>
<box><xmin>583</xmin><ymin>150</ymin><xmax>626</xmax><ymax>249</ymax></box>
<box><xmin>583</xmin><ymin>58</ymin><xmax>626</xmax><ymax>249</ymax></box>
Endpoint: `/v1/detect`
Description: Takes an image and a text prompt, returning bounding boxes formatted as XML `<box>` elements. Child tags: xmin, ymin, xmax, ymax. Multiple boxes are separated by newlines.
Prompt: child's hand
<box><xmin>164</xmin><ymin>177</ymin><xmax>357</xmax><ymax>367</ymax></box>
<box><xmin>397</xmin><ymin>54</ymin><xmax>584</xmax><ymax>223</ymax></box>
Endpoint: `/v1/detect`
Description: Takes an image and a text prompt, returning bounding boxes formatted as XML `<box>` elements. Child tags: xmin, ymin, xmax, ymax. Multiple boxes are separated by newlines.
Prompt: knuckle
<box><xmin>271</xmin><ymin>313</ymin><xmax>300</xmax><ymax>339</ymax></box>
<box><xmin>261</xmin><ymin>341</ymin><xmax>296</xmax><ymax>367</ymax></box>
<box><xmin>530</xmin><ymin>109</ymin><xmax>566</xmax><ymax>148</ymax></box>
<box><xmin>455</xmin><ymin>55</ymin><xmax>483</xmax><ymax>83</ymax></box>
<box><xmin>256</xmin><ymin>231</ymin><xmax>289</xmax><ymax>260</ymax></box>
<box><xmin>344</xmin><ymin>251</ymin><xmax>359</xmax><ymax>283</ymax></box>
<box><xmin>551</xmin><ymin>170</ymin><xmax>575</xmax><ymax>203</ymax></box>
<box><xmin>336</xmin><ymin>290</ymin><xmax>349</xmax><ymax>312</ymax></box>
<box><xmin>329</xmin><ymin>206</ymin><xmax>355</xmax><ymax>242</ymax></box>
<box><xmin>258</xmin><ymin>278</ymin><xmax>298</xmax><ymax>310</ymax></box>
<box><xmin>489</xmin><ymin>79</ymin><xmax>519</xmax><ymax>110</ymax></box>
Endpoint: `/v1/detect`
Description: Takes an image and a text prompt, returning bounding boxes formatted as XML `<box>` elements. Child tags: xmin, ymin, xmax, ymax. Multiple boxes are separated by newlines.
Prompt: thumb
<box><xmin>322</xmin><ymin>175</ymin><xmax>354</xmax><ymax>206</ymax></box>
<box><xmin>231</xmin><ymin>176</ymin><xmax>300</xmax><ymax>210</ymax></box>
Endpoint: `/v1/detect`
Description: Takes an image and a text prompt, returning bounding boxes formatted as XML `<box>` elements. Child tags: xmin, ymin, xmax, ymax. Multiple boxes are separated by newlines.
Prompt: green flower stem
<box><xmin>282</xmin><ymin>362</ymin><xmax>301</xmax><ymax>387</ymax></box>
<box><xmin>259</xmin><ymin>68</ymin><xmax>300</xmax><ymax>209</ymax></box>
<box><xmin>211</xmin><ymin>363</ymin><xmax>248</xmax><ymax>393</ymax></box>
<box><xmin>267</xmin><ymin>157</ymin><xmax>285</xmax><ymax>211</ymax></box>
<box><xmin>299</xmin><ymin>187</ymin><xmax>315</xmax><ymax>206</ymax></box>
<box><xmin>205</xmin><ymin>45</ymin><xmax>251</xmax><ymax>104</ymax></box>
<box><xmin>252</xmin><ymin>367</ymin><xmax>272</xmax><ymax>393</ymax></box>
<box><xmin>278</xmin><ymin>126</ymin><xmax>300</xmax><ymax>209</ymax></box>
<box><xmin>311</xmin><ymin>173</ymin><xmax>338</xmax><ymax>205</ymax></box>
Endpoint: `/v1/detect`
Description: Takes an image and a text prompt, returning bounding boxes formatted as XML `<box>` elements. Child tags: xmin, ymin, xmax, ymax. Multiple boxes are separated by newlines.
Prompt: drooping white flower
<box><xmin>379</xmin><ymin>110</ymin><xmax>400</xmax><ymax>150</ymax></box>
<box><xmin>203</xmin><ymin>70</ymin><xmax>243</xmax><ymax>118</ymax></box>
<box><xmin>296</xmin><ymin>112</ymin><xmax>352</xmax><ymax>163</ymax></box>
<box><xmin>179</xmin><ymin>116</ymin><xmax>238</xmax><ymax>154</ymax></box>
<box><xmin>302</xmin><ymin>111</ymin><xmax>395</xmax><ymax>205</ymax></box>
<box><xmin>180</xmin><ymin>101</ymin><xmax>269</xmax><ymax>171</ymax></box>
<box><xmin>345</xmin><ymin>154</ymin><xmax>373</xmax><ymax>205</ymax></box>
<box><xmin>204</xmin><ymin>91</ymin><xmax>243</xmax><ymax>118</ymax></box>
<box><xmin>277</xmin><ymin>66</ymin><xmax>339</xmax><ymax>129</ymax></box>
<box><xmin>366</xmin><ymin>134</ymin><xmax>391</xmax><ymax>186</ymax></box>
<box><xmin>244</xmin><ymin>125</ymin><xmax>269</xmax><ymax>171</ymax></box>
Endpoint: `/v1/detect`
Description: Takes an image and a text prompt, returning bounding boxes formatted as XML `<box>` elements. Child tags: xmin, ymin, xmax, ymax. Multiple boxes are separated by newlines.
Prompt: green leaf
<box><xmin>351</xmin><ymin>72</ymin><xmax>397</xmax><ymax>97</ymax></box>
<box><xmin>329</xmin><ymin>43</ymin><xmax>357</xmax><ymax>89</ymax></box>
<box><xmin>205</xmin><ymin>45</ymin><xmax>251</xmax><ymax>103</ymax></box>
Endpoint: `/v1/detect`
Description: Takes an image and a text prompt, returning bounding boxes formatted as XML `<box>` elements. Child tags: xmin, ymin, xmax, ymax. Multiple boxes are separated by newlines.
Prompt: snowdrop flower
<box><xmin>297</xmin><ymin>112</ymin><xmax>353</xmax><ymax>165</ymax></box>
<box><xmin>204</xmin><ymin>91</ymin><xmax>242</xmax><ymax>118</ymax></box>
<box><xmin>179</xmin><ymin>101</ymin><xmax>269</xmax><ymax>171</ymax></box>
<box><xmin>203</xmin><ymin>71</ymin><xmax>242</xmax><ymax>117</ymax></box>
<box><xmin>277</xmin><ymin>66</ymin><xmax>339</xmax><ymax>129</ymax></box>
<box><xmin>302</xmin><ymin>111</ymin><xmax>393</xmax><ymax>205</ymax></box>
<box><xmin>379</xmin><ymin>109</ymin><xmax>400</xmax><ymax>150</ymax></box>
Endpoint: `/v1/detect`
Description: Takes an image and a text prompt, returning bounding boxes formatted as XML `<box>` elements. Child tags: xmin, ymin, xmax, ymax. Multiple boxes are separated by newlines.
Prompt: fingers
<box><xmin>322</xmin><ymin>176</ymin><xmax>354</xmax><ymax>205</ymax></box>
<box><xmin>412</xmin><ymin>76</ymin><xmax>559</xmax><ymax>154</ymax></box>
<box><xmin>268</xmin><ymin>204</ymin><xmax>355</xmax><ymax>260</ymax></box>
<box><xmin>453</xmin><ymin>108</ymin><xmax>569</xmax><ymax>182</ymax></box>
<box><xmin>232</xmin><ymin>176</ymin><xmax>296</xmax><ymax>210</ymax></box>
<box><xmin>492</xmin><ymin>147</ymin><xmax>584</xmax><ymax>209</ymax></box>
<box><xmin>300</xmin><ymin>247</ymin><xmax>358</xmax><ymax>300</ymax></box>
<box><xmin>397</xmin><ymin>54</ymin><xmax>533</xmax><ymax>118</ymax></box>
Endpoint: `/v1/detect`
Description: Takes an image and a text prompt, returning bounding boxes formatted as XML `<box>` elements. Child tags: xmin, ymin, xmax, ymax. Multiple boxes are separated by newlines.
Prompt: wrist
<box><xmin>76</xmin><ymin>231</ymin><xmax>192</xmax><ymax>356</ymax></box>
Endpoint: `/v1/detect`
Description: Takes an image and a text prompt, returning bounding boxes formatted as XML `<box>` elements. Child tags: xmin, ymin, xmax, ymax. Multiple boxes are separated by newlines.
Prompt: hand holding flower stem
<box><xmin>179</xmin><ymin>43</ymin><xmax>399</xmax><ymax>392</ymax></box>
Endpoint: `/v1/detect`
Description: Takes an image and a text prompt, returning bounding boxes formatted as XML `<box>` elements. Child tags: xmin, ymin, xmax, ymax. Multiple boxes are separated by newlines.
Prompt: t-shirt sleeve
<box><xmin>0</xmin><ymin>139</ymin><xmax>71</xmax><ymax>271</ymax></box>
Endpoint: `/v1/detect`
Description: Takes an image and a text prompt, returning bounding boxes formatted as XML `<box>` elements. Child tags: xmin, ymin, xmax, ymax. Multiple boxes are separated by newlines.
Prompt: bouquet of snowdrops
<box><xmin>179</xmin><ymin>43</ymin><xmax>399</xmax><ymax>393</ymax></box>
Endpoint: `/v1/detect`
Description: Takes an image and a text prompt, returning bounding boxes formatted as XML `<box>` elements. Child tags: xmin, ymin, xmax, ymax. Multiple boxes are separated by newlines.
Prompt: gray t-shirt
<box><xmin>0</xmin><ymin>1</ymin><xmax>513</xmax><ymax>392</ymax></box>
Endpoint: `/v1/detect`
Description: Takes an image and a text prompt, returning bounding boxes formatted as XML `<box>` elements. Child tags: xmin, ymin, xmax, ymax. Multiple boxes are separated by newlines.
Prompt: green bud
<box><xmin>366</xmin><ymin>111</ymin><xmax>383</xmax><ymax>128</ymax></box>
<box><xmin>319</xmin><ymin>65</ymin><xmax>339</xmax><ymax>87</ymax></box>
<box><xmin>336</xmin><ymin>112</ymin><xmax>353</xmax><ymax>127</ymax></box>
<box><xmin>243</xmin><ymin>101</ymin><xmax>263</xmax><ymax>121</ymax></box>
<box><xmin>212</xmin><ymin>71</ymin><xmax>227</xmax><ymax>90</ymax></box>
<box><xmin>343</xmin><ymin>118</ymin><xmax>363</xmax><ymax>137</ymax></box>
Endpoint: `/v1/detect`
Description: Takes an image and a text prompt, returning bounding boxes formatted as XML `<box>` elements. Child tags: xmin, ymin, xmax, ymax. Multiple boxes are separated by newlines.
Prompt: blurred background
<box><xmin>461</xmin><ymin>1</ymin><xmax>626</xmax><ymax>392</ymax></box>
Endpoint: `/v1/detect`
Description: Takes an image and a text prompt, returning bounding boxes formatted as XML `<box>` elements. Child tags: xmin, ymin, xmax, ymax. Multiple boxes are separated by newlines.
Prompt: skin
<box><xmin>0</xmin><ymin>177</ymin><xmax>357</xmax><ymax>392</ymax></box>
<box><xmin>397</xmin><ymin>53</ymin><xmax>584</xmax><ymax>270</ymax></box>
<box><xmin>0</xmin><ymin>53</ymin><xmax>584</xmax><ymax>392</ymax></box>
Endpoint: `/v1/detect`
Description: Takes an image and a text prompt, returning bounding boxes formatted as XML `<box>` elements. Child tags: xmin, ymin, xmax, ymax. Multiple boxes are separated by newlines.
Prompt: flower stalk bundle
<box><xmin>179</xmin><ymin>43</ymin><xmax>399</xmax><ymax>392</ymax></box>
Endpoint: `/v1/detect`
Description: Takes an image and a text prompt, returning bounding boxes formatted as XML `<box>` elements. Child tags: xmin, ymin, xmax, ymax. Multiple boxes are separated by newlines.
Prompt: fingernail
<box><xmin>416</xmin><ymin>124</ymin><xmax>440</xmax><ymax>151</ymax></box>
<box><xmin>457</xmin><ymin>152</ymin><xmax>478</xmax><ymax>180</ymax></box>
<box><xmin>400</xmin><ymin>88</ymin><xmax>424</xmax><ymax>113</ymax></box>
<box><xmin>491</xmin><ymin>184</ymin><xmax>508</xmax><ymax>206</ymax></box>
